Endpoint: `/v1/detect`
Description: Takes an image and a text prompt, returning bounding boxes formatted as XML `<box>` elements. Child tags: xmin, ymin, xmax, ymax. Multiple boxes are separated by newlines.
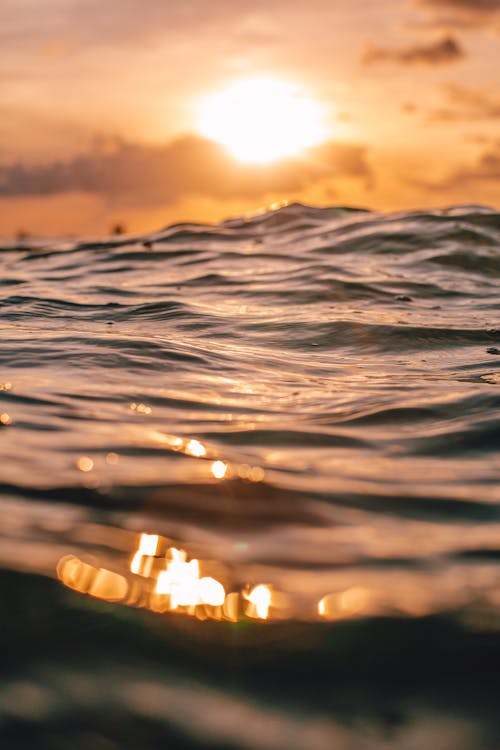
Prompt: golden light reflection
<box><xmin>76</xmin><ymin>456</ymin><xmax>94</xmax><ymax>472</ymax></box>
<box><xmin>318</xmin><ymin>586</ymin><xmax>370</xmax><ymax>620</ymax></box>
<box><xmin>481</xmin><ymin>373</ymin><xmax>500</xmax><ymax>384</ymax></box>
<box><xmin>249</xmin><ymin>466</ymin><xmax>265</xmax><ymax>482</ymax></box>
<box><xmin>58</xmin><ymin>533</ymin><xmax>282</xmax><ymax>625</ymax></box>
<box><xmin>57</xmin><ymin>531</ymin><xmax>386</xmax><ymax>626</ymax></box>
<box><xmin>57</xmin><ymin>525</ymin><xmax>500</xmax><ymax>627</ymax></box>
<box><xmin>130</xmin><ymin>402</ymin><xmax>152</xmax><ymax>414</ymax></box>
<box><xmin>211</xmin><ymin>460</ymin><xmax>228</xmax><ymax>479</ymax></box>
<box><xmin>156</xmin><ymin>554</ymin><xmax>200</xmax><ymax>607</ymax></box>
<box><xmin>198</xmin><ymin>577</ymin><xmax>226</xmax><ymax>606</ymax></box>
<box><xmin>130</xmin><ymin>551</ymin><xmax>154</xmax><ymax>577</ymax></box>
<box><xmin>130</xmin><ymin>539</ymin><xmax>231</xmax><ymax>618</ymax></box>
<box><xmin>149</xmin><ymin>431</ymin><xmax>184</xmax><ymax>450</ymax></box>
<box><xmin>130</xmin><ymin>533</ymin><xmax>159</xmax><ymax>576</ymax></box>
<box><xmin>223</xmin><ymin>591</ymin><xmax>240</xmax><ymax>622</ymax></box>
<box><xmin>0</xmin><ymin>412</ymin><xmax>11</xmax><ymax>425</ymax></box>
<box><xmin>57</xmin><ymin>556</ymin><xmax>128</xmax><ymax>602</ymax></box>
<box><xmin>89</xmin><ymin>568</ymin><xmax>129</xmax><ymax>601</ymax></box>
<box><xmin>150</xmin><ymin>431</ymin><xmax>210</xmax><ymax>458</ymax></box>
<box><xmin>148</xmin><ymin>431</ymin><xmax>265</xmax><ymax>486</ymax></box>
<box><xmin>238</xmin><ymin>464</ymin><xmax>265</xmax><ymax>482</ymax></box>
<box><xmin>0</xmin><ymin>382</ymin><xmax>12</xmax><ymax>391</ymax></box>
<box><xmin>246</xmin><ymin>584</ymin><xmax>272</xmax><ymax>620</ymax></box>
<box><xmin>185</xmin><ymin>438</ymin><xmax>207</xmax><ymax>458</ymax></box>
<box><xmin>139</xmin><ymin>533</ymin><xmax>160</xmax><ymax>556</ymax></box>
<box><xmin>153</xmin><ymin>548</ymin><xmax>227</xmax><ymax>610</ymax></box>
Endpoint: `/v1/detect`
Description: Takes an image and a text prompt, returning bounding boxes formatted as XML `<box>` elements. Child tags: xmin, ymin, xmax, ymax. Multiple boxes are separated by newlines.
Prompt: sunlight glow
<box><xmin>247</xmin><ymin>584</ymin><xmax>272</xmax><ymax>619</ymax></box>
<box><xmin>318</xmin><ymin>587</ymin><xmax>370</xmax><ymax>620</ymax></box>
<box><xmin>198</xmin><ymin>77</ymin><xmax>326</xmax><ymax>164</ymax></box>
<box><xmin>186</xmin><ymin>438</ymin><xmax>207</xmax><ymax>457</ymax></box>
<box><xmin>59</xmin><ymin>527</ymin><xmax>466</xmax><ymax>625</ymax></box>
<box><xmin>138</xmin><ymin>533</ymin><xmax>160</xmax><ymax>557</ymax></box>
<box><xmin>60</xmin><ymin>533</ymin><xmax>381</xmax><ymax>625</ymax></box>
<box><xmin>198</xmin><ymin>576</ymin><xmax>226</xmax><ymax>606</ymax></box>
<box><xmin>211</xmin><ymin>460</ymin><xmax>228</xmax><ymax>479</ymax></box>
<box><xmin>76</xmin><ymin>456</ymin><xmax>94</xmax><ymax>472</ymax></box>
<box><xmin>57</xmin><ymin>556</ymin><xmax>128</xmax><ymax>602</ymax></box>
<box><xmin>130</xmin><ymin>402</ymin><xmax>152</xmax><ymax>415</ymax></box>
<box><xmin>130</xmin><ymin>533</ymin><xmax>159</xmax><ymax>576</ymax></box>
<box><xmin>155</xmin><ymin>548</ymin><xmax>226</xmax><ymax>610</ymax></box>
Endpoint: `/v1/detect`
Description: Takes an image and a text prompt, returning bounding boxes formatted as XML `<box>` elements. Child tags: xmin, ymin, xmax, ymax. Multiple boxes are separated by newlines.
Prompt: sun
<box><xmin>197</xmin><ymin>77</ymin><xmax>326</xmax><ymax>164</ymax></box>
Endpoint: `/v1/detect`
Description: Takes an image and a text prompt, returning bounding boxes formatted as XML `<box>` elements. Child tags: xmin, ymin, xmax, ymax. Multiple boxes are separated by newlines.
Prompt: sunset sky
<box><xmin>1</xmin><ymin>0</ymin><xmax>500</xmax><ymax>236</ymax></box>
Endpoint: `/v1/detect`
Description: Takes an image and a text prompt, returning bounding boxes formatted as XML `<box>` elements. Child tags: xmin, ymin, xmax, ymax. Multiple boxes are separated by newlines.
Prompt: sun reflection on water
<box><xmin>57</xmin><ymin>556</ymin><xmax>129</xmax><ymax>602</ymax></box>
<box><xmin>246</xmin><ymin>584</ymin><xmax>272</xmax><ymax>620</ymax></box>
<box><xmin>211</xmin><ymin>460</ymin><xmax>228</xmax><ymax>479</ymax></box>
<box><xmin>185</xmin><ymin>439</ymin><xmax>207</xmax><ymax>458</ymax></box>
<box><xmin>147</xmin><ymin>430</ymin><xmax>266</xmax><ymax>485</ymax></box>
<box><xmin>130</xmin><ymin>402</ymin><xmax>152</xmax><ymax>414</ymax></box>
<box><xmin>56</xmin><ymin>526</ymin><xmax>497</xmax><ymax>626</ymax></box>
<box><xmin>318</xmin><ymin>587</ymin><xmax>372</xmax><ymax>620</ymax></box>
<box><xmin>55</xmin><ymin>434</ymin><xmax>414</xmax><ymax>626</ymax></box>
<box><xmin>76</xmin><ymin>456</ymin><xmax>94</xmax><ymax>472</ymax></box>
<box><xmin>57</xmin><ymin>530</ymin><xmax>278</xmax><ymax>624</ymax></box>
<box><xmin>130</xmin><ymin>532</ymin><xmax>160</xmax><ymax>576</ymax></box>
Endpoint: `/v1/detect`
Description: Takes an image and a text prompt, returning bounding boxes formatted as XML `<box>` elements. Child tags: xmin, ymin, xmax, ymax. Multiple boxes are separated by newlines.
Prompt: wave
<box><xmin>1</xmin><ymin>202</ymin><xmax>500</xmax><ymax>747</ymax></box>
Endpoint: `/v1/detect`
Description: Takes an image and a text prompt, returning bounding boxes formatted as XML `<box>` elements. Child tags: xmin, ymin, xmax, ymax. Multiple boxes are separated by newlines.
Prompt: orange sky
<box><xmin>1</xmin><ymin>0</ymin><xmax>500</xmax><ymax>236</ymax></box>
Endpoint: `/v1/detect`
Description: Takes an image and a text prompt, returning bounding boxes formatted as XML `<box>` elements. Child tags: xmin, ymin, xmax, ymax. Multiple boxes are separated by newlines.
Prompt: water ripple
<box><xmin>1</xmin><ymin>202</ymin><xmax>499</xmax><ymax>629</ymax></box>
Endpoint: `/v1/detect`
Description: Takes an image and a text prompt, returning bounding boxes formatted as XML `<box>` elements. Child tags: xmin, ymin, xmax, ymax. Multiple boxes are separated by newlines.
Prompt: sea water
<box><xmin>1</xmin><ymin>203</ymin><xmax>499</xmax><ymax>748</ymax></box>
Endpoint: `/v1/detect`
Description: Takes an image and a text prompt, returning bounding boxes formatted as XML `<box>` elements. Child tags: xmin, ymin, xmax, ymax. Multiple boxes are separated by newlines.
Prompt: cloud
<box><xmin>428</xmin><ymin>83</ymin><xmax>500</xmax><ymax>121</ymax></box>
<box><xmin>0</xmin><ymin>0</ymin><xmax>244</xmax><ymax>46</ymax></box>
<box><xmin>418</xmin><ymin>0</ymin><xmax>500</xmax><ymax>12</ymax></box>
<box><xmin>0</xmin><ymin>134</ymin><xmax>372</xmax><ymax>205</ymax></box>
<box><xmin>362</xmin><ymin>35</ymin><xmax>465</xmax><ymax>66</ymax></box>
<box><xmin>415</xmin><ymin>0</ymin><xmax>500</xmax><ymax>29</ymax></box>
<box><xmin>449</xmin><ymin>142</ymin><xmax>500</xmax><ymax>184</ymax></box>
<box><xmin>0</xmin><ymin>0</ymin><xmax>348</xmax><ymax>53</ymax></box>
<box><xmin>410</xmin><ymin>139</ymin><xmax>500</xmax><ymax>190</ymax></box>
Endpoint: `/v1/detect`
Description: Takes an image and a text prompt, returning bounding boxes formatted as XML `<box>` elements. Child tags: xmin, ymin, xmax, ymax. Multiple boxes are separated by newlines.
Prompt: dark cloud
<box><xmin>418</xmin><ymin>0</ymin><xmax>500</xmax><ymax>12</ymax></box>
<box><xmin>362</xmin><ymin>36</ymin><xmax>464</xmax><ymax>66</ymax></box>
<box><xmin>454</xmin><ymin>145</ymin><xmax>500</xmax><ymax>183</ymax></box>
<box><xmin>0</xmin><ymin>135</ymin><xmax>372</xmax><ymax>204</ymax></box>
<box><xmin>411</xmin><ymin>139</ymin><xmax>500</xmax><ymax>190</ymax></box>
<box><xmin>428</xmin><ymin>83</ymin><xmax>500</xmax><ymax>121</ymax></box>
<box><xmin>415</xmin><ymin>0</ymin><xmax>500</xmax><ymax>29</ymax></box>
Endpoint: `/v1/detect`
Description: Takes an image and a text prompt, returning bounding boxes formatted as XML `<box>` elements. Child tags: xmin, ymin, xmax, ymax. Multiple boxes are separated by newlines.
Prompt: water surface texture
<box><xmin>1</xmin><ymin>203</ymin><xmax>500</xmax><ymax>749</ymax></box>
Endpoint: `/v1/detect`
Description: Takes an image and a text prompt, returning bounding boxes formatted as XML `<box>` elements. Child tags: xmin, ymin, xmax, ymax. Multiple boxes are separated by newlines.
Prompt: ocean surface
<box><xmin>1</xmin><ymin>202</ymin><xmax>499</xmax><ymax>749</ymax></box>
